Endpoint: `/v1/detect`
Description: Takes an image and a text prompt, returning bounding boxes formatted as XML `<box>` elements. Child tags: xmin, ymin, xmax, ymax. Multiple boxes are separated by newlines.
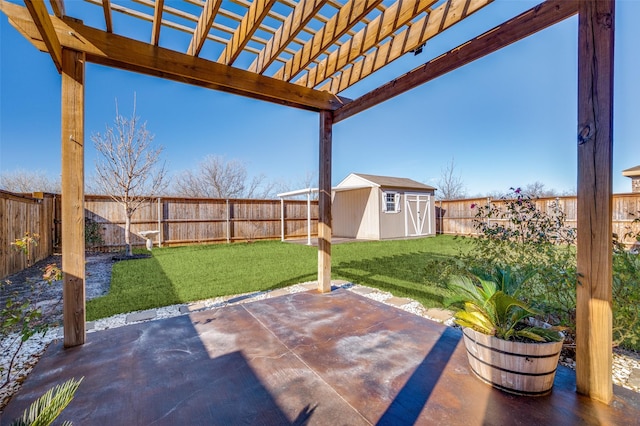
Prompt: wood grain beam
<box><xmin>187</xmin><ymin>0</ymin><xmax>222</xmax><ymax>56</ymax></box>
<box><xmin>102</xmin><ymin>0</ymin><xmax>113</xmax><ymax>33</ymax></box>
<box><xmin>217</xmin><ymin>0</ymin><xmax>277</xmax><ymax>65</ymax></box>
<box><xmin>299</xmin><ymin>0</ymin><xmax>439</xmax><ymax>88</ymax></box>
<box><xmin>318</xmin><ymin>110</ymin><xmax>332</xmax><ymax>293</ymax></box>
<box><xmin>576</xmin><ymin>0</ymin><xmax>614</xmax><ymax>404</ymax></box>
<box><xmin>248</xmin><ymin>0</ymin><xmax>329</xmax><ymax>74</ymax></box>
<box><xmin>61</xmin><ymin>48</ymin><xmax>86</xmax><ymax>347</ymax></box>
<box><xmin>332</xmin><ymin>0</ymin><xmax>578</xmax><ymax>123</ymax></box>
<box><xmin>318</xmin><ymin>0</ymin><xmax>492</xmax><ymax>93</ymax></box>
<box><xmin>1</xmin><ymin>1</ymin><xmax>347</xmax><ymax>111</ymax></box>
<box><xmin>49</xmin><ymin>0</ymin><xmax>64</xmax><ymax>17</ymax></box>
<box><xmin>23</xmin><ymin>0</ymin><xmax>62</xmax><ymax>72</ymax></box>
<box><xmin>151</xmin><ymin>0</ymin><xmax>164</xmax><ymax>45</ymax></box>
<box><xmin>272</xmin><ymin>0</ymin><xmax>383</xmax><ymax>82</ymax></box>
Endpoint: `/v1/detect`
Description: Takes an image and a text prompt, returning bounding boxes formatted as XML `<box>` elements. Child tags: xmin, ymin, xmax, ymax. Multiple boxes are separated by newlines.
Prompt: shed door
<box><xmin>404</xmin><ymin>193</ymin><xmax>431</xmax><ymax>236</ymax></box>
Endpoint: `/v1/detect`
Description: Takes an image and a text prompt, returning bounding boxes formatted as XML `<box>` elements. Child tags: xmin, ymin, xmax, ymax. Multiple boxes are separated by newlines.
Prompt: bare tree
<box><xmin>436</xmin><ymin>158</ymin><xmax>466</xmax><ymax>200</ymax></box>
<box><xmin>522</xmin><ymin>181</ymin><xmax>558</xmax><ymax>198</ymax></box>
<box><xmin>172</xmin><ymin>155</ymin><xmax>275</xmax><ymax>199</ymax></box>
<box><xmin>0</xmin><ymin>169</ymin><xmax>61</xmax><ymax>193</ymax></box>
<box><xmin>275</xmin><ymin>171</ymin><xmax>318</xmax><ymax>200</ymax></box>
<box><xmin>92</xmin><ymin>98</ymin><xmax>166</xmax><ymax>256</ymax></box>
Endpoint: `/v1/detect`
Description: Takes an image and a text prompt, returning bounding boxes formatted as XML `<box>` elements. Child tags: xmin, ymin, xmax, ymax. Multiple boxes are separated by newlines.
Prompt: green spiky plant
<box><xmin>11</xmin><ymin>377</ymin><xmax>83</xmax><ymax>426</ymax></box>
<box><xmin>449</xmin><ymin>268</ymin><xmax>563</xmax><ymax>343</ymax></box>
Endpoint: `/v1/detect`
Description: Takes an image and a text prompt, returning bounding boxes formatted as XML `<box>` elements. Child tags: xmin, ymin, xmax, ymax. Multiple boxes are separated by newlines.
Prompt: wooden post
<box><xmin>61</xmin><ymin>48</ymin><xmax>86</xmax><ymax>347</ymax></box>
<box><xmin>576</xmin><ymin>0</ymin><xmax>614</xmax><ymax>404</ymax></box>
<box><xmin>318</xmin><ymin>111</ymin><xmax>332</xmax><ymax>293</ymax></box>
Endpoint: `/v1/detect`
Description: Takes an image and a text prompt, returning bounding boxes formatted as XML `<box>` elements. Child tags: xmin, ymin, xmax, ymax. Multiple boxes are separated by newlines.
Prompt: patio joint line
<box><xmin>240</xmin><ymin>303</ymin><xmax>373</xmax><ymax>425</ymax></box>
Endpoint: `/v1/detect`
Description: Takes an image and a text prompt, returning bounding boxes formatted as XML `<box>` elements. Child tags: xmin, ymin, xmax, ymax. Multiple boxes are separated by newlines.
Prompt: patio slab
<box><xmin>2</xmin><ymin>289</ymin><xmax>639</xmax><ymax>425</ymax></box>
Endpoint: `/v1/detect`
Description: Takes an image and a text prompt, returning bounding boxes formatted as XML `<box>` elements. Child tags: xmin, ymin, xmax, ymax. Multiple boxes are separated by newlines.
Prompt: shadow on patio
<box><xmin>2</xmin><ymin>289</ymin><xmax>639</xmax><ymax>425</ymax></box>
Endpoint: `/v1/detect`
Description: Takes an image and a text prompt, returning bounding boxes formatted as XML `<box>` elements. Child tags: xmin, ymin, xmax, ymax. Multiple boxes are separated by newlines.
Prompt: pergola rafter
<box><xmin>295</xmin><ymin>0</ymin><xmax>440</xmax><ymax>88</ymax></box>
<box><xmin>150</xmin><ymin>0</ymin><xmax>163</xmax><ymax>45</ymax></box>
<box><xmin>271</xmin><ymin>0</ymin><xmax>385</xmax><ymax>81</ymax></box>
<box><xmin>0</xmin><ymin>0</ymin><xmax>617</xmax><ymax>405</ymax></box>
<box><xmin>248</xmin><ymin>0</ymin><xmax>329</xmax><ymax>73</ymax></box>
<box><xmin>188</xmin><ymin>0</ymin><xmax>223</xmax><ymax>56</ymax></box>
<box><xmin>217</xmin><ymin>0</ymin><xmax>277</xmax><ymax>64</ymax></box>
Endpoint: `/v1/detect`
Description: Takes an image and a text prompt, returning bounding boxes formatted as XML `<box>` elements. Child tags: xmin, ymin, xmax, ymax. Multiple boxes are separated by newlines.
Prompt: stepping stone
<box><xmin>178</xmin><ymin>305</ymin><xmax>190</xmax><ymax>314</ymax></box>
<box><xmin>268</xmin><ymin>289</ymin><xmax>290</xmax><ymax>298</ymax></box>
<box><xmin>424</xmin><ymin>308</ymin><xmax>454</xmax><ymax>322</ymax></box>
<box><xmin>126</xmin><ymin>309</ymin><xmax>156</xmax><ymax>323</ymax></box>
<box><xmin>628</xmin><ymin>368</ymin><xmax>640</xmax><ymax>388</ymax></box>
<box><xmin>300</xmin><ymin>282</ymin><xmax>318</xmax><ymax>290</ymax></box>
<box><xmin>187</xmin><ymin>302</ymin><xmax>207</xmax><ymax>312</ymax></box>
<box><xmin>386</xmin><ymin>296</ymin><xmax>412</xmax><ymax>307</ymax></box>
<box><xmin>350</xmin><ymin>287</ymin><xmax>375</xmax><ymax>295</ymax></box>
<box><xmin>86</xmin><ymin>321</ymin><xmax>95</xmax><ymax>331</ymax></box>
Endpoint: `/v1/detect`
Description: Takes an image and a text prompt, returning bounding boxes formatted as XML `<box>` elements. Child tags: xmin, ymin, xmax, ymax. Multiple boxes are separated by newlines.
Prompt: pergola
<box><xmin>0</xmin><ymin>0</ymin><xmax>615</xmax><ymax>403</ymax></box>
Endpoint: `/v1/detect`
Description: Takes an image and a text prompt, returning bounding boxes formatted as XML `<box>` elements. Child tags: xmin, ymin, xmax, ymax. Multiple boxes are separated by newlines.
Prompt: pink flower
<box><xmin>470</xmin><ymin>203</ymin><xmax>476</xmax><ymax>209</ymax></box>
<box><xmin>514</xmin><ymin>188</ymin><xmax>522</xmax><ymax>194</ymax></box>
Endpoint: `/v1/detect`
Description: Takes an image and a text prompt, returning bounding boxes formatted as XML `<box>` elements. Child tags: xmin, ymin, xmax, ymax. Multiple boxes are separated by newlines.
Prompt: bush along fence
<box><xmin>436</xmin><ymin>193</ymin><xmax>640</xmax><ymax>248</ymax></box>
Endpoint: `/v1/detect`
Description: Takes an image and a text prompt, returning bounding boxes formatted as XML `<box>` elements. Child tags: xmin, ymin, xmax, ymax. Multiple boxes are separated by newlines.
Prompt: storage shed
<box><xmin>333</xmin><ymin>173</ymin><xmax>436</xmax><ymax>240</ymax></box>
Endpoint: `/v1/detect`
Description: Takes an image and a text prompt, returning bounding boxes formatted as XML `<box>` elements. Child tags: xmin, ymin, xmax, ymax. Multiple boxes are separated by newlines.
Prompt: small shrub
<box><xmin>85</xmin><ymin>217</ymin><xmax>104</xmax><ymax>249</ymax></box>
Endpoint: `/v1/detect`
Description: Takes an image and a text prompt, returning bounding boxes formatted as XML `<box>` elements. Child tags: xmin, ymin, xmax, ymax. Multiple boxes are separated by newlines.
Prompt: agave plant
<box><xmin>449</xmin><ymin>270</ymin><xmax>563</xmax><ymax>343</ymax></box>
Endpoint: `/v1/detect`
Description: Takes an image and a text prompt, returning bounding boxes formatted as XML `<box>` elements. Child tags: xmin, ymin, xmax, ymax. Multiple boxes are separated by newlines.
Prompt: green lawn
<box><xmin>86</xmin><ymin>235</ymin><xmax>466</xmax><ymax>320</ymax></box>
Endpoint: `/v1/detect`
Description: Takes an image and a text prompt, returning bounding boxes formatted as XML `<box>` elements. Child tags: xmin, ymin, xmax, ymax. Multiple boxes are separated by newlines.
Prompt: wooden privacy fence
<box><xmin>0</xmin><ymin>190</ymin><xmax>57</xmax><ymax>279</ymax></box>
<box><xmin>84</xmin><ymin>195</ymin><xmax>318</xmax><ymax>250</ymax></box>
<box><xmin>437</xmin><ymin>193</ymin><xmax>640</xmax><ymax>246</ymax></box>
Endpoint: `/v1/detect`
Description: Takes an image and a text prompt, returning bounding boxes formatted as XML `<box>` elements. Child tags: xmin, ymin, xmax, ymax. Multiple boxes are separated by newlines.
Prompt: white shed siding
<box><xmin>332</xmin><ymin>187</ymin><xmax>379</xmax><ymax>239</ymax></box>
<box><xmin>378</xmin><ymin>188</ymin><xmax>406</xmax><ymax>239</ymax></box>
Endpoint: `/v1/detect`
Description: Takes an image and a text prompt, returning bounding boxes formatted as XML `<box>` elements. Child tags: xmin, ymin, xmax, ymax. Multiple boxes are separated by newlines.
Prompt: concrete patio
<box><xmin>2</xmin><ymin>288</ymin><xmax>638</xmax><ymax>425</ymax></box>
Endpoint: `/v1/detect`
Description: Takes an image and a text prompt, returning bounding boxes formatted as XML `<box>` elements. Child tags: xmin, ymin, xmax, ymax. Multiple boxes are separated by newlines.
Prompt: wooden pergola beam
<box><xmin>150</xmin><ymin>0</ymin><xmax>164</xmax><ymax>46</ymax></box>
<box><xmin>1</xmin><ymin>1</ymin><xmax>347</xmax><ymax>111</ymax></box>
<box><xmin>217</xmin><ymin>0</ymin><xmax>277</xmax><ymax>65</ymax></box>
<box><xmin>249</xmin><ymin>0</ymin><xmax>328</xmax><ymax>74</ymax></box>
<box><xmin>318</xmin><ymin>110</ymin><xmax>332</xmax><ymax>293</ymax></box>
<box><xmin>272</xmin><ymin>0</ymin><xmax>383</xmax><ymax>82</ymax></box>
<box><xmin>332</xmin><ymin>0</ymin><xmax>578</xmax><ymax>123</ymax></box>
<box><xmin>61</xmin><ymin>48</ymin><xmax>86</xmax><ymax>348</ymax></box>
<box><xmin>23</xmin><ymin>0</ymin><xmax>62</xmax><ymax>72</ymax></box>
<box><xmin>187</xmin><ymin>0</ymin><xmax>222</xmax><ymax>56</ymax></box>
<box><xmin>576</xmin><ymin>0</ymin><xmax>614</xmax><ymax>404</ymax></box>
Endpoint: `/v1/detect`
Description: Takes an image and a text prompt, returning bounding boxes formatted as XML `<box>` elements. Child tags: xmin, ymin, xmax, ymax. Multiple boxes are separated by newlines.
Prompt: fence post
<box><xmin>280</xmin><ymin>198</ymin><xmax>285</xmax><ymax>241</ymax></box>
<box><xmin>226</xmin><ymin>199</ymin><xmax>230</xmax><ymax>243</ymax></box>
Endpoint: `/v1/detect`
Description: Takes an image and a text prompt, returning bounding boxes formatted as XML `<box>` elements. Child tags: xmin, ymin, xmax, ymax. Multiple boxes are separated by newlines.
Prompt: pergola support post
<box><xmin>61</xmin><ymin>48</ymin><xmax>86</xmax><ymax>347</ymax></box>
<box><xmin>318</xmin><ymin>111</ymin><xmax>332</xmax><ymax>293</ymax></box>
<box><xmin>576</xmin><ymin>0</ymin><xmax>614</xmax><ymax>404</ymax></box>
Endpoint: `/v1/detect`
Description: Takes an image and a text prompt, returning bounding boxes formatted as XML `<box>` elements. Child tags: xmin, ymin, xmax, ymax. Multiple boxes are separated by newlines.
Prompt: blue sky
<box><xmin>1</xmin><ymin>0</ymin><xmax>639</xmax><ymax>196</ymax></box>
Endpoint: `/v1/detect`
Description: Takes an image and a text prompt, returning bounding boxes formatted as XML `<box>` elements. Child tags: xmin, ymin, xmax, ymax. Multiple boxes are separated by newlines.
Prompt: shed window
<box><xmin>383</xmin><ymin>192</ymin><xmax>401</xmax><ymax>213</ymax></box>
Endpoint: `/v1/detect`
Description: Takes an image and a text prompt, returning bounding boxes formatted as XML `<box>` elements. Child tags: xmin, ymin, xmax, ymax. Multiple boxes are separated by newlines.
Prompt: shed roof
<box><xmin>338</xmin><ymin>173</ymin><xmax>436</xmax><ymax>191</ymax></box>
<box><xmin>622</xmin><ymin>165</ymin><xmax>640</xmax><ymax>177</ymax></box>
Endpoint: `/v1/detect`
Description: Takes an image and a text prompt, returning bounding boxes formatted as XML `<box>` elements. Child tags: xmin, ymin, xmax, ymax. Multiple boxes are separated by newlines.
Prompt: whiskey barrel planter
<box><xmin>462</xmin><ymin>327</ymin><xmax>563</xmax><ymax>396</ymax></box>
